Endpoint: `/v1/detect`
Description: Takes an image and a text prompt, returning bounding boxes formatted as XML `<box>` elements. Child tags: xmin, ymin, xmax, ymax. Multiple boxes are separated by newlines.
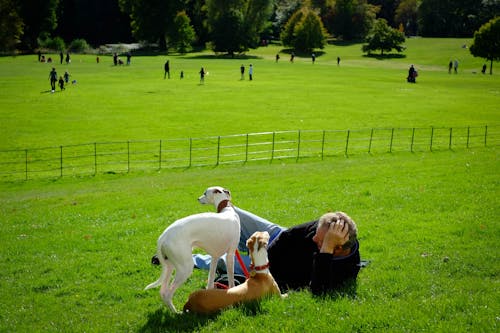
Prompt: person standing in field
<box><xmin>49</xmin><ymin>67</ymin><xmax>57</xmax><ymax>92</ymax></box>
<box><xmin>164</xmin><ymin>60</ymin><xmax>170</xmax><ymax>79</ymax></box>
<box><xmin>59</xmin><ymin>51</ymin><xmax>64</xmax><ymax>64</ymax></box>
<box><xmin>199</xmin><ymin>67</ymin><xmax>205</xmax><ymax>84</ymax></box>
<box><xmin>58</xmin><ymin>76</ymin><xmax>65</xmax><ymax>91</ymax></box>
<box><xmin>453</xmin><ymin>59</ymin><xmax>459</xmax><ymax>74</ymax></box>
<box><xmin>448</xmin><ymin>61</ymin><xmax>453</xmax><ymax>74</ymax></box>
<box><xmin>312</xmin><ymin>53</ymin><xmax>316</xmax><ymax>64</ymax></box>
<box><xmin>65</xmin><ymin>52</ymin><xmax>70</xmax><ymax>65</ymax></box>
<box><xmin>248</xmin><ymin>64</ymin><xmax>253</xmax><ymax>81</ymax></box>
<box><xmin>240</xmin><ymin>64</ymin><xmax>245</xmax><ymax>80</ymax></box>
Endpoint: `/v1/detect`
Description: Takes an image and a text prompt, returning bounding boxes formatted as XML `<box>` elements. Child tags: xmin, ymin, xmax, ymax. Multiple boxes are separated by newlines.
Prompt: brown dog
<box><xmin>183</xmin><ymin>231</ymin><xmax>286</xmax><ymax>314</ymax></box>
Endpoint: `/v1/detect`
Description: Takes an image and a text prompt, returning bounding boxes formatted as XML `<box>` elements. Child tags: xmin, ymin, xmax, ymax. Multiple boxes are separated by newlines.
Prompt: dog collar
<box><xmin>250</xmin><ymin>262</ymin><xmax>270</xmax><ymax>272</ymax></box>
<box><xmin>217</xmin><ymin>200</ymin><xmax>232</xmax><ymax>213</ymax></box>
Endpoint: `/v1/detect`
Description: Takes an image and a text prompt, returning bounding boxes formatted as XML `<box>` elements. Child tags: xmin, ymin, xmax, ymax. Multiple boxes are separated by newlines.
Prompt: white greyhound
<box><xmin>145</xmin><ymin>186</ymin><xmax>241</xmax><ymax>312</ymax></box>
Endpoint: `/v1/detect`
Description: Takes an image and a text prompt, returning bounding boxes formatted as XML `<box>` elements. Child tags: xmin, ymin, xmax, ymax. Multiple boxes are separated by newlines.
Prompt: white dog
<box><xmin>145</xmin><ymin>186</ymin><xmax>241</xmax><ymax>312</ymax></box>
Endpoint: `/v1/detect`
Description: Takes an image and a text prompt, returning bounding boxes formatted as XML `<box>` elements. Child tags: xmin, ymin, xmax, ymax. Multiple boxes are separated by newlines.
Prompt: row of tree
<box><xmin>1</xmin><ymin>0</ymin><xmax>499</xmax><ymax>53</ymax></box>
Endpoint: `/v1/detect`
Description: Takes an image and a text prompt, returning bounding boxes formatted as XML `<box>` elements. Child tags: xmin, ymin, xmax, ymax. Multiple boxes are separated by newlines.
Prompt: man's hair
<box><xmin>318</xmin><ymin>212</ymin><xmax>358</xmax><ymax>250</ymax></box>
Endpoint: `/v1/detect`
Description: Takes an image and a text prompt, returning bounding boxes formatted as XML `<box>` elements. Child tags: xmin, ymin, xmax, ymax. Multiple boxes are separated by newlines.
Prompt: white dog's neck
<box><xmin>216</xmin><ymin>199</ymin><xmax>232</xmax><ymax>213</ymax></box>
<box><xmin>250</xmin><ymin>250</ymin><xmax>270</xmax><ymax>275</ymax></box>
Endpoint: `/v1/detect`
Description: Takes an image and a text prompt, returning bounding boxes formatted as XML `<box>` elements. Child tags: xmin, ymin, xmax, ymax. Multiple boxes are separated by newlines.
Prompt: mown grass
<box><xmin>0</xmin><ymin>38</ymin><xmax>499</xmax><ymax>332</ymax></box>
<box><xmin>0</xmin><ymin>149</ymin><xmax>498</xmax><ymax>332</ymax></box>
<box><xmin>0</xmin><ymin>38</ymin><xmax>498</xmax><ymax>150</ymax></box>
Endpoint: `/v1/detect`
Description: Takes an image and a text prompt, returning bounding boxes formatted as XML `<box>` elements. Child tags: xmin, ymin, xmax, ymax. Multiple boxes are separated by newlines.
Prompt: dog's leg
<box><xmin>225</xmin><ymin>251</ymin><xmax>236</xmax><ymax>288</ymax></box>
<box><xmin>206</xmin><ymin>258</ymin><xmax>218</xmax><ymax>289</ymax></box>
<box><xmin>162</xmin><ymin>263</ymin><xmax>193</xmax><ymax>313</ymax></box>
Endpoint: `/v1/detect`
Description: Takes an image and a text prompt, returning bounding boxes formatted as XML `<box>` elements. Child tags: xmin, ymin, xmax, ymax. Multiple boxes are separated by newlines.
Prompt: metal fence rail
<box><xmin>0</xmin><ymin>126</ymin><xmax>497</xmax><ymax>181</ymax></box>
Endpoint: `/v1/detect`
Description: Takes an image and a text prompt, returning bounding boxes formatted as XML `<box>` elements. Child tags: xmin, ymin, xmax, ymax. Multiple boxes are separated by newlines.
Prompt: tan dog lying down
<box><xmin>183</xmin><ymin>231</ymin><xmax>287</xmax><ymax>314</ymax></box>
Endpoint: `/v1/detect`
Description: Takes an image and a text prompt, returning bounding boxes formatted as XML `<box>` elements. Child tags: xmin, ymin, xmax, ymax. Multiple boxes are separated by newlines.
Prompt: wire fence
<box><xmin>0</xmin><ymin>126</ymin><xmax>498</xmax><ymax>181</ymax></box>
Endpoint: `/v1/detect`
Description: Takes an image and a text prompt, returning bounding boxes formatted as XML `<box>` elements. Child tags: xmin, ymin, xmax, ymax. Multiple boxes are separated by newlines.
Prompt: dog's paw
<box><xmin>280</xmin><ymin>293</ymin><xmax>288</xmax><ymax>299</ymax></box>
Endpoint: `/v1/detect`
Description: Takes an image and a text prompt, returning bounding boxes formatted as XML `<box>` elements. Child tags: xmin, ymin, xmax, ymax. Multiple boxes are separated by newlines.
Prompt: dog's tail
<box><xmin>144</xmin><ymin>250</ymin><xmax>169</xmax><ymax>290</ymax></box>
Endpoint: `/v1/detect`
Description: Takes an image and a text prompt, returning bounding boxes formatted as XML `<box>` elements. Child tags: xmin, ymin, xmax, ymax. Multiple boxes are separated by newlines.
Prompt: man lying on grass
<box><xmin>153</xmin><ymin>209</ymin><xmax>360</xmax><ymax>295</ymax></box>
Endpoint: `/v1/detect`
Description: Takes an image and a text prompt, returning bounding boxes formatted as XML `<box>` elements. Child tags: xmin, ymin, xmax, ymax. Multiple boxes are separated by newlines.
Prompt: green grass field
<box><xmin>0</xmin><ymin>38</ymin><xmax>499</xmax><ymax>332</ymax></box>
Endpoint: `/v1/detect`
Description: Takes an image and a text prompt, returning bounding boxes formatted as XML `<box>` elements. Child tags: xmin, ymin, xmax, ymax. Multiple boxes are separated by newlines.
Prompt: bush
<box><xmin>38</xmin><ymin>34</ymin><xmax>66</xmax><ymax>52</ymax></box>
<box><xmin>68</xmin><ymin>39</ymin><xmax>90</xmax><ymax>53</ymax></box>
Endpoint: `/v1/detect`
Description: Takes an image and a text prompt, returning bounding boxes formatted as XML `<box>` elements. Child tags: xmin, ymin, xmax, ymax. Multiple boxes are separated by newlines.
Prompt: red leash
<box><xmin>235</xmin><ymin>250</ymin><xmax>250</xmax><ymax>279</ymax></box>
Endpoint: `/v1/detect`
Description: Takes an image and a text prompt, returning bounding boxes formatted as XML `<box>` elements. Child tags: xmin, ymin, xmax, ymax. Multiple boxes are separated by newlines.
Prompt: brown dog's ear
<box><xmin>213</xmin><ymin>189</ymin><xmax>222</xmax><ymax>194</ymax></box>
<box><xmin>246</xmin><ymin>236</ymin><xmax>255</xmax><ymax>251</ymax></box>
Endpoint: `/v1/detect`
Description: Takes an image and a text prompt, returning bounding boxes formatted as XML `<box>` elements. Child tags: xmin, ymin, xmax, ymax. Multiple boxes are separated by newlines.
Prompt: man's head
<box><xmin>313</xmin><ymin>212</ymin><xmax>358</xmax><ymax>250</ymax></box>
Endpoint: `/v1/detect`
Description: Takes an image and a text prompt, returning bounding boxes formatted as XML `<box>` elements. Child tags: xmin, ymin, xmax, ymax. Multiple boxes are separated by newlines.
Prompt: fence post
<box><xmin>216</xmin><ymin>136</ymin><xmax>220</xmax><ymax>166</ymax></box>
<box><xmin>25</xmin><ymin>149</ymin><xmax>28</xmax><ymax>181</ymax></box>
<box><xmin>449</xmin><ymin>127</ymin><xmax>453</xmax><ymax>150</ymax></box>
<box><xmin>271</xmin><ymin>132</ymin><xmax>275</xmax><ymax>161</ymax></box>
<box><xmin>296</xmin><ymin>130</ymin><xmax>301</xmax><ymax>161</ymax></box>
<box><xmin>60</xmin><ymin>146</ymin><xmax>63</xmax><ymax>178</ymax></box>
<box><xmin>411</xmin><ymin>128</ymin><xmax>415</xmax><ymax>152</ymax></box>
<box><xmin>389</xmin><ymin>128</ymin><xmax>394</xmax><ymax>153</ymax></box>
<box><xmin>430</xmin><ymin>127</ymin><xmax>434</xmax><ymax>152</ymax></box>
<box><xmin>94</xmin><ymin>143</ymin><xmax>97</xmax><ymax>175</ymax></box>
<box><xmin>368</xmin><ymin>128</ymin><xmax>374</xmax><ymax>153</ymax></box>
<box><xmin>159</xmin><ymin>140</ymin><xmax>162</xmax><ymax>170</ymax></box>
<box><xmin>484</xmin><ymin>125</ymin><xmax>488</xmax><ymax>146</ymax></box>
<box><xmin>321</xmin><ymin>130</ymin><xmax>325</xmax><ymax>160</ymax></box>
<box><xmin>345</xmin><ymin>130</ymin><xmax>350</xmax><ymax>156</ymax></box>
<box><xmin>245</xmin><ymin>134</ymin><xmax>249</xmax><ymax>162</ymax></box>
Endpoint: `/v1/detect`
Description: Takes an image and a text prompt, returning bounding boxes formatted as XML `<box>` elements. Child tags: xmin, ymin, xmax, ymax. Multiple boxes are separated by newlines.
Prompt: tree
<box><xmin>470</xmin><ymin>16</ymin><xmax>500</xmax><ymax>75</ymax></box>
<box><xmin>395</xmin><ymin>0</ymin><xmax>420</xmax><ymax>36</ymax></box>
<box><xmin>418</xmin><ymin>0</ymin><xmax>499</xmax><ymax>37</ymax></box>
<box><xmin>170</xmin><ymin>11</ymin><xmax>196</xmax><ymax>53</ymax></box>
<box><xmin>206</xmin><ymin>0</ymin><xmax>273</xmax><ymax>54</ymax></box>
<box><xmin>281</xmin><ymin>7</ymin><xmax>327</xmax><ymax>52</ymax></box>
<box><xmin>330</xmin><ymin>0</ymin><xmax>378</xmax><ymax>40</ymax></box>
<box><xmin>18</xmin><ymin>0</ymin><xmax>59</xmax><ymax>50</ymax></box>
<box><xmin>119</xmin><ymin>0</ymin><xmax>186</xmax><ymax>50</ymax></box>
<box><xmin>0</xmin><ymin>0</ymin><xmax>24</xmax><ymax>52</ymax></box>
<box><xmin>362</xmin><ymin>18</ymin><xmax>405</xmax><ymax>55</ymax></box>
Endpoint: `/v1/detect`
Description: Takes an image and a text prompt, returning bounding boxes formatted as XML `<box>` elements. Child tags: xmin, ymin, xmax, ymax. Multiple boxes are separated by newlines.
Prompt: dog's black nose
<box><xmin>151</xmin><ymin>254</ymin><xmax>160</xmax><ymax>265</ymax></box>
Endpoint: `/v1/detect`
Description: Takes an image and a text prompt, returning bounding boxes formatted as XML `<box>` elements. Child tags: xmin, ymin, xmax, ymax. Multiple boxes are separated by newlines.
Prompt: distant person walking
<box><xmin>58</xmin><ymin>76</ymin><xmax>65</xmax><ymax>91</ymax></box>
<box><xmin>199</xmin><ymin>67</ymin><xmax>205</xmax><ymax>84</ymax></box>
<box><xmin>59</xmin><ymin>51</ymin><xmax>64</xmax><ymax>64</ymax></box>
<box><xmin>290</xmin><ymin>52</ymin><xmax>295</xmax><ymax>63</ymax></box>
<box><xmin>337</xmin><ymin>57</ymin><xmax>341</xmax><ymax>66</ymax></box>
<box><xmin>113</xmin><ymin>53</ymin><xmax>118</xmax><ymax>66</ymax></box>
<box><xmin>453</xmin><ymin>59</ymin><xmax>458</xmax><ymax>74</ymax></box>
<box><xmin>240</xmin><ymin>64</ymin><xmax>245</xmax><ymax>80</ymax></box>
<box><xmin>65</xmin><ymin>52</ymin><xmax>70</xmax><ymax>65</ymax></box>
<box><xmin>126</xmin><ymin>52</ymin><xmax>131</xmax><ymax>65</ymax></box>
<box><xmin>482</xmin><ymin>64</ymin><xmax>487</xmax><ymax>74</ymax></box>
<box><xmin>49</xmin><ymin>67</ymin><xmax>57</xmax><ymax>92</ymax></box>
<box><xmin>248</xmin><ymin>64</ymin><xmax>253</xmax><ymax>80</ymax></box>
<box><xmin>164</xmin><ymin>60</ymin><xmax>170</xmax><ymax>79</ymax></box>
<box><xmin>448</xmin><ymin>61</ymin><xmax>453</xmax><ymax>74</ymax></box>
<box><xmin>312</xmin><ymin>53</ymin><xmax>316</xmax><ymax>64</ymax></box>
<box><xmin>64</xmin><ymin>71</ymin><xmax>70</xmax><ymax>83</ymax></box>
<box><xmin>276</xmin><ymin>54</ymin><xmax>280</xmax><ymax>62</ymax></box>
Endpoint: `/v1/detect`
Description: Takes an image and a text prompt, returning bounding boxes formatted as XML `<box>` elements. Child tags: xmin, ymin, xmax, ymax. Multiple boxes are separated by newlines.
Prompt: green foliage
<box><xmin>67</xmin><ymin>38</ymin><xmax>90</xmax><ymax>53</ymax></box>
<box><xmin>362</xmin><ymin>18</ymin><xmax>406</xmax><ymax>55</ymax></box>
<box><xmin>470</xmin><ymin>16</ymin><xmax>500</xmax><ymax>74</ymax></box>
<box><xmin>0</xmin><ymin>0</ymin><xmax>24</xmax><ymax>52</ymax></box>
<box><xmin>330</xmin><ymin>0</ymin><xmax>378</xmax><ymax>40</ymax></box>
<box><xmin>37</xmin><ymin>34</ymin><xmax>66</xmax><ymax>51</ymax></box>
<box><xmin>281</xmin><ymin>7</ymin><xmax>327</xmax><ymax>51</ymax></box>
<box><xmin>170</xmin><ymin>11</ymin><xmax>196</xmax><ymax>53</ymax></box>
<box><xmin>206</xmin><ymin>0</ymin><xmax>273</xmax><ymax>54</ymax></box>
<box><xmin>18</xmin><ymin>0</ymin><xmax>59</xmax><ymax>50</ymax></box>
<box><xmin>395</xmin><ymin>0</ymin><xmax>419</xmax><ymax>36</ymax></box>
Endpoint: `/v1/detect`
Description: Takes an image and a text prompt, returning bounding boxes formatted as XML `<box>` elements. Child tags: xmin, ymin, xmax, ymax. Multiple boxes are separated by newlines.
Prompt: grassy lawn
<box><xmin>0</xmin><ymin>38</ymin><xmax>499</xmax><ymax>332</ymax></box>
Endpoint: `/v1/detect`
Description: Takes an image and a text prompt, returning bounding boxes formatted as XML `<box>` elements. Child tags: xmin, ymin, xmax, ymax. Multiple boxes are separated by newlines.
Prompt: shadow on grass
<box><xmin>279</xmin><ymin>48</ymin><xmax>326</xmax><ymax>58</ymax></box>
<box><xmin>138</xmin><ymin>301</ymin><xmax>266</xmax><ymax>332</ymax></box>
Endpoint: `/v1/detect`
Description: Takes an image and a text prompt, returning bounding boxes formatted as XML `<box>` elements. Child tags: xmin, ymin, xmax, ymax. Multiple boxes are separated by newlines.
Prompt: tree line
<box><xmin>1</xmin><ymin>0</ymin><xmax>499</xmax><ymax>53</ymax></box>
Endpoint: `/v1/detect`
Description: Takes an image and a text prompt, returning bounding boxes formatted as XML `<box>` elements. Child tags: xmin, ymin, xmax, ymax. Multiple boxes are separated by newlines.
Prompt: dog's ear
<box><xmin>246</xmin><ymin>236</ymin><xmax>255</xmax><ymax>251</ymax></box>
<box><xmin>258</xmin><ymin>233</ymin><xmax>270</xmax><ymax>250</ymax></box>
<box><xmin>213</xmin><ymin>188</ymin><xmax>222</xmax><ymax>194</ymax></box>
